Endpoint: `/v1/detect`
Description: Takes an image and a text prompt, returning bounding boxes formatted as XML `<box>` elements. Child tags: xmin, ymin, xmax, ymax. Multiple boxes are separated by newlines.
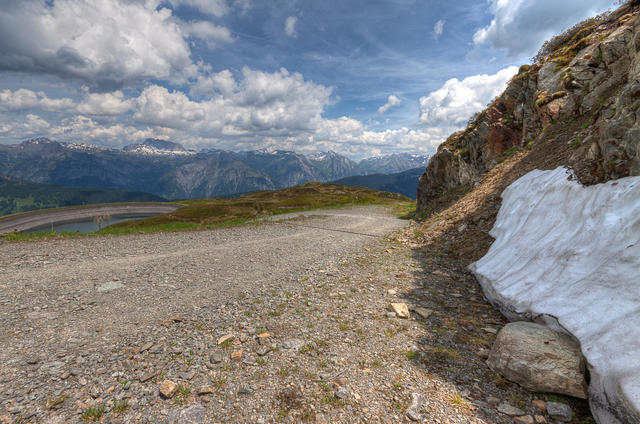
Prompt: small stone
<box><xmin>457</xmin><ymin>223</ymin><xmax>468</xmax><ymax>233</ymax></box>
<box><xmin>477</xmin><ymin>348</ymin><xmax>489</xmax><ymax>359</ymax></box>
<box><xmin>140</xmin><ymin>371</ymin><xmax>157</xmax><ymax>382</ymax></box>
<box><xmin>406</xmin><ymin>392</ymin><xmax>425</xmax><ymax>421</ymax></box>
<box><xmin>497</xmin><ymin>402</ymin><xmax>525</xmax><ymax>416</ymax></box>
<box><xmin>60</xmin><ymin>371</ymin><xmax>70</xmax><ymax>380</ymax></box>
<box><xmin>26</xmin><ymin>358</ymin><xmax>39</xmax><ymax>365</ymax></box>
<box><xmin>546</xmin><ymin>402</ymin><xmax>572</xmax><ymax>422</ymax></box>
<box><xmin>256</xmin><ymin>346</ymin><xmax>271</xmax><ymax>356</ymax></box>
<box><xmin>514</xmin><ymin>415</ymin><xmax>534</xmax><ymax>424</ymax></box>
<box><xmin>210</xmin><ymin>353</ymin><xmax>224</xmax><ymax>364</ymax></box>
<box><xmin>334</xmin><ymin>386</ymin><xmax>349</xmax><ymax>399</ymax></box>
<box><xmin>534</xmin><ymin>415</ymin><xmax>547</xmax><ymax>424</ymax></box>
<box><xmin>531</xmin><ymin>399</ymin><xmax>546</xmax><ymax>411</ymax></box>
<box><xmin>197</xmin><ymin>386</ymin><xmax>215</xmax><ymax>395</ymax></box>
<box><xmin>256</xmin><ymin>332</ymin><xmax>270</xmax><ymax>339</ymax></box>
<box><xmin>238</xmin><ymin>387</ymin><xmax>253</xmax><ymax>395</ymax></box>
<box><xmin>482</xmin><ymin>327</ymin><xmax>498</xmax><ymax>334</ymax></box>
<box><xmin>139</xmin><ymin>342</ymin><xmax>154</xmax><ymax>353</ymax></box>
<box><xmin>171</xmin><ymin>404</ymin><xmax>205</xmax><ymax>424</ymax></box>
<box><xmin>487</xmin><ymin>396</ymin><xmax>500</xmax><ymax>406</ymax></box>
<box><xmin>389</xmin><ymin>303</ymin><xmax>409</xmax><ymax>319</ymax></box>
<box><xmin>386</xmin><ymin>312</ymin><xmax>397</xmax><ymax>318</ymax></box>
<box><xmin>217</xmin><ymin>334</ymin><xmax>236</xmax><ymax>345</ymax></box>
<box><xmin>231</xmin><ymin>350</ymin><xmax>243</xmax><ymax>360</ymax></box>
<box><xmin>387</xmin><ymin>289</ymin><xmax>397</xmax><ymax>295</ymax></box>
<box><xmin>159</xmin><ymin>380</ymin><xmax>178</xmax><ymax>398</ymax></box>
<box><xmin>411</xmin><ymin>307</ymin><xmax>433</xmax><ymax>320</ymax></box>
<box><xmin>281</xmin><ymin>338</ymin><xmax>305</xmax><ymax>350</ymax></box>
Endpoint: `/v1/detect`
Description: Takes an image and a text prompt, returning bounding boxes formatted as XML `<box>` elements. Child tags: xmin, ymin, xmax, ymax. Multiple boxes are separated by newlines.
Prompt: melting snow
<box><xmin>469</xmin><ymin>167</ymin><xmax>640</xmax><ymax>424</ymax></box>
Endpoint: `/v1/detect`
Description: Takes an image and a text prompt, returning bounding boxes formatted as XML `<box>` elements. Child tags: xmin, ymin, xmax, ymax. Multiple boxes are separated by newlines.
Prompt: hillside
<box><xmin>412</xmin><ymin>3</ymin><xmax>640</xmax><ymax>423</ymax></box>
<box><xmin>0</xmin><ymin>174</ymin><xmax>166</xmax><ymax>216</ymax></box>
<box><xmin>332</xmin><ymin>167</ymin><xmax>424</xmax><ymax>198</ymax></box>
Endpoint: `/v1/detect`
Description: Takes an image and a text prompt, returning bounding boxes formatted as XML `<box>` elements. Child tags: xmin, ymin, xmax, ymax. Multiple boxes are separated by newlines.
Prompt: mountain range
<box><xmin>0</xmin><ymin>138</ymin><xmax>429</xmax><ymax>200</ymax></box>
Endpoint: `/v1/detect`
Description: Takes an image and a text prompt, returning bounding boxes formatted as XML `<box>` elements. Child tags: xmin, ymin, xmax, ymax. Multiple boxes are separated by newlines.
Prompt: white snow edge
<box><xmin>468</xmin><ymin>167</ymin><xmax>640</xmax><ymax>424</ymax></box>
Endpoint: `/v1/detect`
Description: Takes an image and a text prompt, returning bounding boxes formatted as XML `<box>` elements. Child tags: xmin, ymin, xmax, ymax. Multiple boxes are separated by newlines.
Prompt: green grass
<box><xmin>81</xmin><ymin>405</ymin><xmax>105</xmax><ymax>421</ymax></box>
<box><xmin>4</xmin><ymin>182</ymin><xmax>414</xmax><ymax>240</ymax></box>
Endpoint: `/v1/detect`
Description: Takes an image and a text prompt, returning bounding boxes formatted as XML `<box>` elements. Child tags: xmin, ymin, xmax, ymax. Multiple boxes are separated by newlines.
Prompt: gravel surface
<box><xmin>0</xmin><ymin>206</ymin><xmax>576</xmax><ymax>423</ymax></box>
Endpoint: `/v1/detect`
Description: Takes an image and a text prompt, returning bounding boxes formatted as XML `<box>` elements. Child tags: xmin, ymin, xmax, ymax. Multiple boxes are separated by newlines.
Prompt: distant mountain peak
<box><xmin>122</xmin><ymin>138</ymin><xmax>194</xmax><ymax>156</ymax></box>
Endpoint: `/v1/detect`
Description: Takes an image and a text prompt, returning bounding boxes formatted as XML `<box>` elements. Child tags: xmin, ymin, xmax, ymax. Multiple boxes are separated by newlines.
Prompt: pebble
<box><xmin>159</xmin><ymin>380</ymin><xmax>178</xmax><ymax>398</ymax></box>
<box><xmin>514</xmin><ymin>415</ymin><xmax>534</xmax><ymax>424</ymax></box>
<box><xmin>281</xmin><ymin>338</ymin><xmax>305</xmax><ymax>350</ymax></box>
<box><xmin>389</xmin><ymin>303</ymin><xmax>409</xmax><ymax>319</ymax></box>
<box><xmin>406</xmin><ymin>392</ymin><xmax>425</xmax><ymax>421</ymax></box>
<box><xmin>546</xmin><ymin>402</ymin><xmax>573</xmax><ymax>422</ymax></box>
<box><xmin>334</xmin><ymin>386</ymin><xmax>350</xmax><ymax>399</ymax></box>
<box><xmin>497</xmin><ymin>402</ymin><xmax>525</xmax><ymax>416</ymax></box>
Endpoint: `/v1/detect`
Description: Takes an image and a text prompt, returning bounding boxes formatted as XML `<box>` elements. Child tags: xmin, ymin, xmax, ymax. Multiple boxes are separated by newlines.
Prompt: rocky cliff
<box><xmin>417</xmin><ymin>1</ymin><xmax>640</xmax><ymax>215</ymax></box>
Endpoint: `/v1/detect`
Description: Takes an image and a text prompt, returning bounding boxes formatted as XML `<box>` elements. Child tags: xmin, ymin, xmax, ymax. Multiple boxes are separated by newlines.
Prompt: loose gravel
<box><xmin>0</xmin><ymin>206</ymin><xmax>585</xmax><ymax>423</ymax></box>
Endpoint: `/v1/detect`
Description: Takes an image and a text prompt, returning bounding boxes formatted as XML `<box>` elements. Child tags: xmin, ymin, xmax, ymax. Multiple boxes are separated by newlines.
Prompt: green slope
<box><xmin>0</xmin><ymin>174</ymin><xmax>167</xmax><ymax>216</ymax></box>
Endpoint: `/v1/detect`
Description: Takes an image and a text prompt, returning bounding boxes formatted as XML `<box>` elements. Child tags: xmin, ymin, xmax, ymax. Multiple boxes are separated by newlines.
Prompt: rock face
<box><xmin>417</xmin><ymin>3</ymin><xmax>640</xmax><ymax>215</ymax></box>
<box><xmin>487</xmin><ymin>322</ymin><xmax>587</xmax><ymax>399</ymax></box>
<box><xmin>469</xmin><ymin>167</ymin><xmax>640</xmax><ymax>424</ymax></box>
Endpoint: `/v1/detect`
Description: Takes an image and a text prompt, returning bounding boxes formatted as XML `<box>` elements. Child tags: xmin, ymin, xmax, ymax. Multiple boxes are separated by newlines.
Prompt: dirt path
<box><xmin>0</xmin><ymin>206</ymin><xmax>575</xmax><ymax>423</ymax></box>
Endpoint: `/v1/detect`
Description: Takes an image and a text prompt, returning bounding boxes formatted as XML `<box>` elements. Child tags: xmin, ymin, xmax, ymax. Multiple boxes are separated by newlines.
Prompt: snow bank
<box><xmin>469</xmin><ymin>167</ymin><xmax>640</xmax><ymax>424</ymax></box>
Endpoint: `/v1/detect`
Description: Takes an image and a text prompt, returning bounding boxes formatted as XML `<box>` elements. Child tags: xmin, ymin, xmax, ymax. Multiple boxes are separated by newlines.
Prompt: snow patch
<box><xmin>469</xmin><ymin>167</ymin><xmax>640</xmax><ymax>424</ymax></box>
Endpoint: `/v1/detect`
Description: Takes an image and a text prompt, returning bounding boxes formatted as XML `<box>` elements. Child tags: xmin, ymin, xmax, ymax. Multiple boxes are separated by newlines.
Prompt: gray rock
<box><xmin>256</xmin><ymin>346</ymin><xmax>270</xmax><ymax>356</ymax></box>
<box><xmin>97</xmin><ymin>281</ymin><xmax>124</xmax><ymax>292</ymax></box>
<box><xmin>406</xmin><ymin>392</ymin><xmax>425</xmax><ymax>421</ymax></box>
<box><xmin>281</xmin><ymin>338</ymin><xmax>305</xmax><ymax>350</ymax></box>
<box><xmin>334</xmin><ymin>386</ymin><xmax>349</xmax><ymax>399</ymax></box>
<box><xmin>546</xmin><ymin>402</ymin><xmax>572</xmax><ymax>422</ymax></box>
<box><xmin>169</xmin><ymin>404</ymin><xmax>206</xmax><ymax>424</ymax></box>
<box><xmin>497</xmin><ymin>402</ymin><xmax>525</xmax><ymax>416</ymax></box>
<box><xmin>486</xmin><ymin>322</ymin><xmax>587</xmax><ymax>399</ymax></box>
<box><xmin>209</xmin><ymin>352</ymin><xmax>223</xmax><ymax>364</ymax></box>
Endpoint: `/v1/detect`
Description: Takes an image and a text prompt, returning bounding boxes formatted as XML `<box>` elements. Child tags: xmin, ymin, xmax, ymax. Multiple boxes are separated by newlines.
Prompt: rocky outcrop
<box><xmin>487</xmin><ymin>322</ymin><xmax>588</xmax><ymax>399</ymax></box>
<box><xmin>417</xmin><ymin>3</ymin><xmax>640</xmax><ymax>215</ymax></box>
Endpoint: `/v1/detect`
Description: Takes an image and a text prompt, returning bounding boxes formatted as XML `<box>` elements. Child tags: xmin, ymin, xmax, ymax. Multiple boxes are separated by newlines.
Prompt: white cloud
<box><xmin>190</xmin><ymin>70</ymin><xmax>238</xmax><ymax>97</ymax></box>
<box><xmin>134</xmin><ymin>85</ymin><xmax>208</xmax><ymax>129</ymax></box>
<box><xmin>376</xmin><ymin>95</ymin><xmax>401</xmax><ymax>115</ymax></box>
<box><xmin>167</xmin><ymin>0</ymin><xmax>229</xmax><ymax>17</ymax></box>
<box><xmin>181</xmin><ymin>21</ymin><xmax>233</xmax><ymax>48</ymax></box>
<box><xmin>77</xmin><ymin>90</ymin><xmax>134</xmax><ymax>115</ymax></box>
<box><xmin>419</xmin><ymin>66</ymin><xmax>518</xmax><ymax>127</ymax></box>
<box><xmin>285</xmin><ymin>16</ymin><xmax>298</xmax><ymax>38</ymax></box>
<box><xmin>26</xmin><ymin>114</ymin><xmax>51</xmax><ymax>131</ymax></box>
<box><xmin>473</xmin><ymin>0</ymin><xmax>613</xmax><ymax>57</ymax></box>
<box><xmin>0</xmin><ymin>89</ymin><xmax>74</xmax><ymax>112</ymax></box>
<box><xmin>433</xmin><ymin>20</ymin><xmax>445</xmax><ymax>40</ymax></box>
<box><xmin>0</xmin><ymin>0</ymin><xmax>197</xmax><ymax>89</ymax></box>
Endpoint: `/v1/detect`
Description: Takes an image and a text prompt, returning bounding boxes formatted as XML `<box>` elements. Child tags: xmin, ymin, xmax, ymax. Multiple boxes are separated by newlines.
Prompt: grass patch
<box><xmin>81</xmin><ymin>405</ymin><xmax>105</xmax><ymax>422</ymax></box>
<box><xmin>4</xmin><ymin>182</ymin><xmax>413</xmax><ymax>240</ymax></box>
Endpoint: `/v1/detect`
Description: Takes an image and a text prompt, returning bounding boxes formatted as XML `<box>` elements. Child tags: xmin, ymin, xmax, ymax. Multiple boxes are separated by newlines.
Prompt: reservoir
<box><xmin>25</xmin><ymin>215</ymin><xmax>152</xmax><ymax>234</ymax></box>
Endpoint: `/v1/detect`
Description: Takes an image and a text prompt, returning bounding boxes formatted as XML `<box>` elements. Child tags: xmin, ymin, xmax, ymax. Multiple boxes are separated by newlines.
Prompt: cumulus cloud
<box><xmin>433</xmin><ymin>20</ymin><xmax>445</xmax><ymax>40</ymax></box>
<box><xmin>376</xmin><ymin>95</ymin><xmax>401</xmax><ymax>115</ymax></box>
<box><xmin>77</xmin><ymin>90</ymin><xmax>134</xmax><ymax>115</ymax></box>
<box><xmin>419</xmin><ymin>66</ymin><xmax>518</xmax><ymax>127</ymax></box>
<box><xmin>0</xmin><ymin>88</ymin><xmax>74</xmax><ymax>112</ymax></box>
<box><xmin>473</xmin><ymin>0</ymin><xmax>613</xmax><ymax>57</ymax></box>
<box><xmin>285</xmin><ymin>16</ymin><xmax>298</xmax><ymax>38</ymax></box>
<box><xmin>0</xmin><ymin>0</ymin><xmax>197</xmax><ymax>90</ymax></box>
<box><xmin>181</xmin><ymin>21</ymin><xmax>233</xmax><ymax>48</ymax></box>
<box><xmin>167</xmin><ymin>0</ymin><xmax>229</xmax><ymax>17</ymax></box>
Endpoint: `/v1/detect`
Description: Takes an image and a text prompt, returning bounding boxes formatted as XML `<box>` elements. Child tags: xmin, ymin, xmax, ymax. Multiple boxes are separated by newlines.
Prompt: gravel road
<box><xmin>0</xmin><ymin>206</ymin><xmax>559</xmax><ymax>423</ymax></box>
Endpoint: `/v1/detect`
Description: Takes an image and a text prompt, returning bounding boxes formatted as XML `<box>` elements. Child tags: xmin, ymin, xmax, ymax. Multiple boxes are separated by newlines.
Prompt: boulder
<box><xmin>487</xmin><ymin>322</ymin><xmax>587</xmax><ymax>399</ymax></box>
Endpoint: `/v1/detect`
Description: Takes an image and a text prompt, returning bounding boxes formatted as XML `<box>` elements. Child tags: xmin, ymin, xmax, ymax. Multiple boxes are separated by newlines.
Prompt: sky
<box><xmin>0</xmin><ymin>0</ymin><xmax>617</xmax><ymax>159</ymax></box>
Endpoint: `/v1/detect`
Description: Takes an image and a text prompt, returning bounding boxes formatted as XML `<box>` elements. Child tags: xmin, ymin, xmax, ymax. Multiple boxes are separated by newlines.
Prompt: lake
<box><xmin>25</xmin><ymin>215</ymin><xmax>152</xmax><ymax>234</ymax></box>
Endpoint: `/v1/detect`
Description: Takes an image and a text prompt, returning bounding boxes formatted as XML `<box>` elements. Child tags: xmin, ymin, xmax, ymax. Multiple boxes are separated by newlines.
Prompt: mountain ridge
<box><xmin>0</xmin><ymin>138</ymin><xmax>428</xmax><ymax>200</ymax></box>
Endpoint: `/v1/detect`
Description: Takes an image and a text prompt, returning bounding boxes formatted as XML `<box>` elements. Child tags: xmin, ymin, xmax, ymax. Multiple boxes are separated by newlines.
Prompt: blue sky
<box><xmin>0</xmin><ymin>0</ymin><xmax>616</xmax><ymax>159</ymax></box>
